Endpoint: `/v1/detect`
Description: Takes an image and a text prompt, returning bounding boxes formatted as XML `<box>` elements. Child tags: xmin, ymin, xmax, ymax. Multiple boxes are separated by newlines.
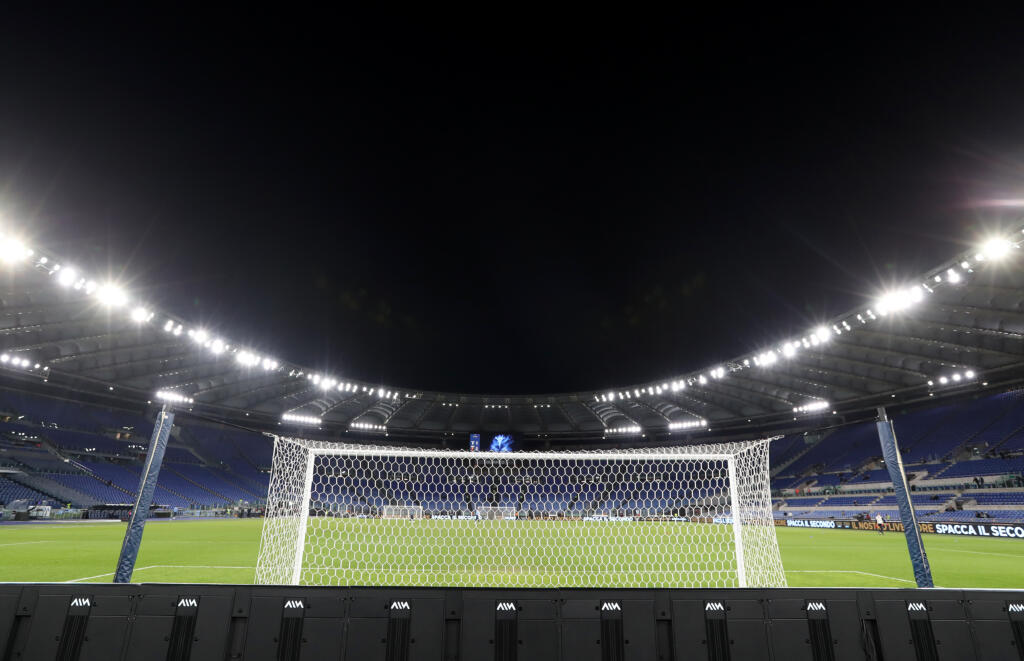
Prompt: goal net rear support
<box><xmin>255</xmin><ymin>437</ymin><xmax>785</xmax><ymax>588</ymax></box>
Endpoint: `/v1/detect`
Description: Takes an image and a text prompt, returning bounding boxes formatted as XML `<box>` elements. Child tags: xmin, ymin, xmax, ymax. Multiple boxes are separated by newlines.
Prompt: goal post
<box><xmin>255</xmin><ymin>436</ymin><xmax>785</xmax><ymax>588</ymax></box>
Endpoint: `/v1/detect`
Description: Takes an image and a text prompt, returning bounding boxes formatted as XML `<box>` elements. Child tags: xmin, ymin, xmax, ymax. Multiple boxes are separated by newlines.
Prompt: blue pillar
<box><xmin>113</xmin><ymin>404</ymin><xmax>175</xmax><ymax>583</ymax></box>
<box><xmin>876</xmin><ymin>406</ymin><xmax>933</xmax><ymax>588</ymax></box>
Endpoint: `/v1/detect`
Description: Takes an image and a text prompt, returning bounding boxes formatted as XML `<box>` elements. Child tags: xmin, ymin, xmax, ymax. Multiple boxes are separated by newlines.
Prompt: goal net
<box><xmin>382</xmin><ymin>505</ymin><xmax>423</xmax><ymax>519</ymax></box>
<box><xmin>255</xmin><ymin>436</ymin><xmax>785</xmax><ymax>588</ymax></box>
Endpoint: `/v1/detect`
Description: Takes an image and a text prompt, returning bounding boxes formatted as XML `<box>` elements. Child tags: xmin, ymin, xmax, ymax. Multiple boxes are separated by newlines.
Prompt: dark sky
<box><xmin>2</xmin><ymin>13</ymin><xmax>1023</xmax><ymax>394</ymax></box>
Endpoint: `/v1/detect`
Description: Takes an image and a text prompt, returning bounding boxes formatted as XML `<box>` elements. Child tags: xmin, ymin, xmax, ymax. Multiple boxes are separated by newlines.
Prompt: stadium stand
<box><xmin>0</xmin><ymin>475</ymin><xmax>52</xmax><ymax>506</ymax></box>
<box><xmin>0</xmin><ymin>384</ymin><xmax>1021</xmax><ymax>524</ymax></box>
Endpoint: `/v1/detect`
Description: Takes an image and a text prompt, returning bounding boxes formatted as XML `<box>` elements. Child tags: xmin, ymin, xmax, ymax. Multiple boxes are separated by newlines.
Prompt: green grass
<box><xmin>0</xmin><ymin>518</ymin><xmax>1022</xmax><ymax>588</ymax></box>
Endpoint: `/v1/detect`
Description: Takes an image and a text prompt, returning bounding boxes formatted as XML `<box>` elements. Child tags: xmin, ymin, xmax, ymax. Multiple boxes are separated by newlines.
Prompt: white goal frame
<box><xmin>255</xmin><ymin>437</ymin><xmax>785</xmax><ymax>588</ymax></box>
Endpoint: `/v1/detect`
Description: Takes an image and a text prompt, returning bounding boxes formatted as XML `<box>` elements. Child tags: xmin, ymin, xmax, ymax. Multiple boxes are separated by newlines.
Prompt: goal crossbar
<box><xmin>290</xmin><ymin>447</ymin><xmax>734</xmax><ymax>462</ymax></box>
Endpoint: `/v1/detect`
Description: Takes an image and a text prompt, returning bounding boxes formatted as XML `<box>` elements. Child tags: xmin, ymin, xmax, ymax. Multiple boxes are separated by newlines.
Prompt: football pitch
<box><xmin>0</xmin><ymin>518</ymin><xmax>1022</xmax><ymax>588</ymax></box>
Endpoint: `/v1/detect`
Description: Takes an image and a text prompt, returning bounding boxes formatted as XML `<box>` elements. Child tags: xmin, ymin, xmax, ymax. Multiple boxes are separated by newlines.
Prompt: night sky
<box><xmin>2</xmin><ymin>14</ymin><xmax>1023</xmax><ymax>394</ymax></box>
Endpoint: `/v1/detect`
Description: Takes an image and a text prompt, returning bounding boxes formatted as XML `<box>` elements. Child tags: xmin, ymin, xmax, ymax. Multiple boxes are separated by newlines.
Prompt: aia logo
<box><xmin>705</xmin><ymin>602</ymin><xmax>725</xmax><ymax>612</ymax></box>
<box><xmin>284</xmin><ymin>600</ymin><xmax>304</xmax><ymax>609</ymax></box>
<box><xmin>907</xmin><ymin>603</ymin><xmax>927</xmax><ymax>612</ymax></box>
<box><xmin>1009</xmin><ymin>604</ymin><xmax>1024</xmax><ymax>613</ymax></box>
<box><xmin>496</xmin><ymin>602</ymin><xmax>516</xmax><ymax>611</ymax></box>
<box><xmin>806</xmin><ymin>602</ymin><xmax>826</xmax><ymax>612</ymax></box>
<box><xmin>176</xmin><ymin>598</ymin><xmax>198</xmax><ymax>608</ymax></box>
<box><xmin>601</xmin><ymin>602</ymin><xmax>621</xmax><ymax>611</ymax></box>
<box><xmin>70</xmin><ymin>597</ymin><xmax>91</xmax><ymax>607</ymax></box>
<box><xmin>390</xmin><ymin>601</ymin><xmax>411</xmax><ymax>610</ymax></box>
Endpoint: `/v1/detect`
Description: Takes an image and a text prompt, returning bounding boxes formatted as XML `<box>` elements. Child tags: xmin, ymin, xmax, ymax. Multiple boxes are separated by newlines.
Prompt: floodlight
<box><xmin>965</xmin><ymin>370</ymin><xmax>975</xmax><ymax>379</ymax></box>
<box><xmin>210</xmin><ymin>339</ymin><xmax>225</xmax><ymax>354</ymax></box>
<box><xmin>130</xmin><ymin>306</ymin><xmax>150</xmax><ymax>322</ymax></box>
<box><xmin>95</xmin><ymin>283</ymin><xmax>127</xmax><ymax>307</ymax></box>
<box><xmin>0</xmin><ymin>354</ymin><xmax>7</xmax><ymax>363</ymax></box>
<box><xmin>155</xmin><ymin>390</ymin><xmax>194</xmax><ymax>404</ymax></box>
<box><xmin>57</xmin><ymin>267</ymin><xmax>77</xmax><ymax>287</ymax></box>
<box><xmin>980</xmin><ymin>237</ymin><xmax>1012</xmax><ymax>260</ymax></box>
<box><xmin>946</xmin><ymin>268</ymin><xmax>961</xmax><ymax>284</ymax></box>
<box><xmin>0</xmin><ymin>237</ymin><xmax>29</xmax><ymax>263</ymax></box>
<box><xmin>939</xmin><ymin>376</ymin><xmax>948</xmax><ymax>384</ymax></box>
<box><xmin>282</xmin><ymin>412</ymin><xmax>321</xmax><ymax>426</ymax></box>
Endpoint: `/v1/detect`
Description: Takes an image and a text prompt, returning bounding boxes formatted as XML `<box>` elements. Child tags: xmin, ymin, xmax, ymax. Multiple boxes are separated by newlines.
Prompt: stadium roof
<box><xmin>1</xmin><ymin>225</ymin><xmax>1022</xmax><ymax>442</ymax></box>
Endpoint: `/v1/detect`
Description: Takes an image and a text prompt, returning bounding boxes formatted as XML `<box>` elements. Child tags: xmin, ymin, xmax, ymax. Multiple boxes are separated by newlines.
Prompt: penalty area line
<box><xmin>65</xmin><ymin>565</ymin><xmax>256</xmax><ymax>583</ymax></box>
<box><xmin>786</xmin><ymin>569</ymin><xmax>918</xmax><ymax>584</ymax></box>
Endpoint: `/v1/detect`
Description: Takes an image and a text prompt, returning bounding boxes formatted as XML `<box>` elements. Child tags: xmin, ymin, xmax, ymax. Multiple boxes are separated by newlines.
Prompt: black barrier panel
<box><xmin>9</xmin><ymin>585</ymin><xmax>136</xmax><ymax>661</ymax></box>
<box><xmin>873</xmin><ymin>592</ymin><xmax>975</xmax><ymax>661</ymax></box>
<box><xmin>766</xmin><ymin>594</ymin><xmax>862</xmax><ymax>661</ymax></box>
<box><xmin>346</xmin><ymin>589</ymin><xmax>445</xmax><ymax>661</ymax></box>
<box><xmin>672</xmin><ymin>597</ymin><xmax>768</xmax><ymax>660</ymax></box>
<box><xmin>462</xmin><ymin>592</ymin><xmax>559</xmax><ymax>660</ymax></box>
<box><xmin>962</xmin><ymin>591</ymin><xmax>1024</xmax><ymax>661</ymax></box>
<box><xmin>243</xmin><ymin>591</ymin><xmax>346</xmax><ymax>661</ymax></box>
<box><xmin>3</xmin><ymin>584</ymin><xmax>1024</xmax><ymax>660</ymax></box>
<box><xmin>125</xmin><ymin>586</ymin><xmax>235</xmax><ymax>661</ymax></box>
<box><xmin>0</xmin><ymin>585</ymin><xmax>21</xmax><ymax>660</ymax></box>
<box><xmin>561</xmin><ymin>594</ymin><xmax>657</xmax><ymax>661</ymax></box>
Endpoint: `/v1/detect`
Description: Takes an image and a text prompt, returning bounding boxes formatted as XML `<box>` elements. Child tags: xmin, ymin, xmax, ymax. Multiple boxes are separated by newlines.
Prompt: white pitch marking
<box><xmin>65</xmin><ymin>565</ymin><xmax>257</xmax><ymax>583</ymax></box>
<box><xmin>0</xmin><ymin>541</ymin><xmax>50</xmax><ymax>548</ymax></box>
<box><xmin>786</xmin><ymin>570</ymin><xmax>918</xmax><ymax>584</ymax></box>
<box><xmin>929</xmin><ymin>547</ymin><xmax>1024</xmax><ymax>559</ymax></box>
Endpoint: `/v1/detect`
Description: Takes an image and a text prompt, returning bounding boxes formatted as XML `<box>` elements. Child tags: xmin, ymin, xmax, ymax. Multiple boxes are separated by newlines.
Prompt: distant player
<box><xmin>875</xmin><ymin>513</ymin><xmax>884</xmax><ymax>535</ymax></box>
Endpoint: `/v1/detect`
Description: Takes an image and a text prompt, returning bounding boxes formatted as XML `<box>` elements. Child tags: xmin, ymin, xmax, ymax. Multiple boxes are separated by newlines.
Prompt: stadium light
<box><xmin>606</xmin><ymin>425</ymin><xmax>641</xmax><ymax>434</ymax></box>
<box><xmin>130</xmin><ymin>306</ymin><xmax>152</xmax><ymax>323</ymax></box>
<box><xmin>57</xmin><ymin>267</ymin><xmax>78</xmax><ymax>287</ymax></box>
<box><xmin>979</xmin><ymin>237</ymin><xmax>1013</xmax><ymax>261</ymax></box>
<box><xmin>95</xmin><ymin>283</ymin><xmax>128</xmax><ymax>307</ymax></box>
<box><xmin>793</xmin><ymin>400</ymin><xmax>830</xmax><ymax>414</ymax></box>
<box><xmin>0</xmin><ymin>237</ymin><xmax>31</xmax><ymax>263</ymax></box>
<box><xmin>669</xmin><ymin>419</ymin><xmax>707</xmax><ymax>430</ymax></box>
<box><xmin>875</xmin><ymin>285</ymin><xmax>925</xmax><ymax>316</ymax></box>
<box><xmin>155</xmin><ymin>390</ymin><xmax>194</xmax><ymax>404</ymax></box>
<box><xmin>350</xmin><ymin>421</ymin><xmax>386</xmax><ymax>432</ymax></box>
<box><xmin>282</xmin><ymin>412</ymin><xmax>321</xmax><ymax>426</ymax></box>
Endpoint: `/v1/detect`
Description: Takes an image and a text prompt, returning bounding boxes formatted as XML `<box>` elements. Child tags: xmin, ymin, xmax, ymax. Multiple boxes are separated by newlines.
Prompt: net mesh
<box><xmin>255</xmin><ymin>436</ymin><xmax>785</xmax><ymax>588</ymax></box>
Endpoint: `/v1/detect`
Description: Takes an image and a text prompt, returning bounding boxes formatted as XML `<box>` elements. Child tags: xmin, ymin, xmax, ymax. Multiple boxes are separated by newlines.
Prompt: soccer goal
<box><xmin>382</xmin><ymin>505</ymin><xmax>423</xmax><ymax>519</ymax></box>
<box><xmin>255</xmin><ymin>436</ymin><xmax>785</xmax><ymax>588</ymax></box>
<box><xmin>475</xmin><ymin>506</ymin><xmax>516</xmax><ymax>520</ymax></box>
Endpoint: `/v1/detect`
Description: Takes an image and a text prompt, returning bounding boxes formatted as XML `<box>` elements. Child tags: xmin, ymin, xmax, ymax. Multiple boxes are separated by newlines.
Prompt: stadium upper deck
<box><xmin>0</xmin><ymin>225</ymin><xmax>1022</xmax><ymax>442</ymax></box>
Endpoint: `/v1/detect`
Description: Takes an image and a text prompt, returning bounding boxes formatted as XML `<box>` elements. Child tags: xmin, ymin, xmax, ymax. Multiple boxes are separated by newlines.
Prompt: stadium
<box><xmin>4</xmin><ymin>16</ymin><xmax>1024</xmax><ymax>660</ymax></box>
<box><xmin>0</xmin><ymin>221</ymin><xmax>1022</xmax><ymax>658</ymax></box>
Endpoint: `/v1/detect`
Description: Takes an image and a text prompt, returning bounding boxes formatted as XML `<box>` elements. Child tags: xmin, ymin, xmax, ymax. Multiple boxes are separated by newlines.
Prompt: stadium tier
<box><xmin>0</xmin><ymin>386</ymin><xmax>1022</xmax><ymax>523</ymax></box>
<box><xmin>0</xmin><ymin>390</ymin><xmax>272</xmax><ymax>509</ymax></box>
<box><xmin>0</xmin><ymin>475</ymin><xmax>52</xmax><ymax>507</ymax></box>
